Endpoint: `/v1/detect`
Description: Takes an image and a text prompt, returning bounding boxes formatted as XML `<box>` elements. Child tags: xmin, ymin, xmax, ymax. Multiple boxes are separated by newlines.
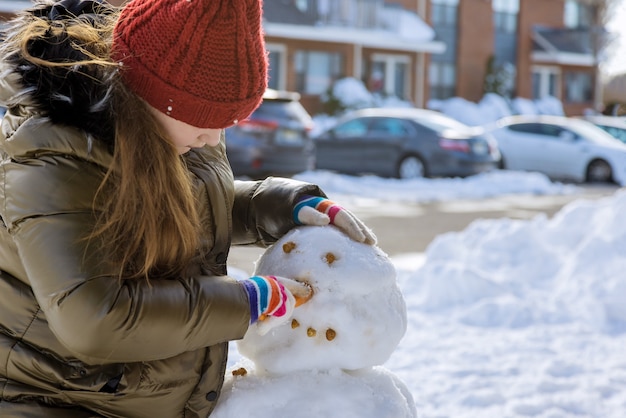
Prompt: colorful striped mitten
<box><xmin>293</xmin><ymin>195</ymin><xmax>377</xmax><ymax>245</ymax></box>
<box><xmin>241</xmin><ymin>275</ymin><xmax>313</xmax><ymax>335</ymax></box>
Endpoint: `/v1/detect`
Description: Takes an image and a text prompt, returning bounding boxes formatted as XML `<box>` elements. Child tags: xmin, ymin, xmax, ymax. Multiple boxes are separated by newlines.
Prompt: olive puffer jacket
<box><xmin>0</xmin><ymin>7</ymin><xmax>324</xmax><ymax>416</ymax></box>
<box><xmin>0</xmin><ymin>110</ymin><xmax>322</xmax><ymax>418</ymax></box>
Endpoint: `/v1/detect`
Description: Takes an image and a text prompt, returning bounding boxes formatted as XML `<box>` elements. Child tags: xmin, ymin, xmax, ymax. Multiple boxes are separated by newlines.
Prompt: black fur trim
<box><xmin>3</xmin><ymin>0</ymin><xmax>117</xmax><ymax>145</ymax></box>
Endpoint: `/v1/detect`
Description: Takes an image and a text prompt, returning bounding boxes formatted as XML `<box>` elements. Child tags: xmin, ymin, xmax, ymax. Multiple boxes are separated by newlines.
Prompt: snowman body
<box><xmin>212</xmin><ymin>226</ymin><xmax>416</xmax><ymax>418</ymax></box>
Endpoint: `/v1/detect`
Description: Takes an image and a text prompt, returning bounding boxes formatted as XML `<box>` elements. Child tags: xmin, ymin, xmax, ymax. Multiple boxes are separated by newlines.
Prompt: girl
<box><xmin>0</xmin><ymin>0</ymin><xmax>375</xmax><ymax>417</ymax></box>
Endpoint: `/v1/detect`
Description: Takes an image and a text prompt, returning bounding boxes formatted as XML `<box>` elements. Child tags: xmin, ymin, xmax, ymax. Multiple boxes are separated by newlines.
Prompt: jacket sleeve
<box><xmin>231</xmin><ymin>176</ymin><xmax>327</xmax><ymax>246</ymax></box>
<box><xmin>0</xmin><ymin>152</ymin><xmax>250</xmax><ymax>364</ymax></box>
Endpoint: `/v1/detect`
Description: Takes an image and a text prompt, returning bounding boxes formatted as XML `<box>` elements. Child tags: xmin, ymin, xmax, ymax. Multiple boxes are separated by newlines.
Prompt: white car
<box><xmin>484</xmin><ymin>115</ymin><xmax>626</xmax><ymax>184</ymax></box>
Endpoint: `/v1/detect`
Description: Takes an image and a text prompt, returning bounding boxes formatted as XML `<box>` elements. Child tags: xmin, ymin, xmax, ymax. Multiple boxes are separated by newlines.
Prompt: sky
<box><xmin>216</xmin><ymin>170</ymin><xmax>626</xmax><ymax>418</ymax></box>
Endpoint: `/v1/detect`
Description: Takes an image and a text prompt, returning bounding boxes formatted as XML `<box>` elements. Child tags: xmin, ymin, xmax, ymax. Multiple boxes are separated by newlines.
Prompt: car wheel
<box><xmin>498</xmin><ymin>155</ymin><xmax>506</xmax><ymax>169</ymax></box>
<box><xmin>397</xmin><ymin>155</ymin><xmax>426</xmax><ymax>179</ymax></box>
<box><xmin>586</xmin><ymin>159</ymin><xmax>613</xmax><ymax>183</ymax></box>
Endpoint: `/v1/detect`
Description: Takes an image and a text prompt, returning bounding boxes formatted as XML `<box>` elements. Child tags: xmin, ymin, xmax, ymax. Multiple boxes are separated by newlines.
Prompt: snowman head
<box><xmin>237</xmin><ymin>225</ymin><xmax>407</xmax><ymax>374</ymax></box>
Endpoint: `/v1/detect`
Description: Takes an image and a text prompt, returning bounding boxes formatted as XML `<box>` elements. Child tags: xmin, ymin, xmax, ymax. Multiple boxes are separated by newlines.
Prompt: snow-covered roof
<box><xmin>263</xmin><ymin>22</ymin><xmax>445</xmax><ymax>54</ymax></box>
<box><xmin>263</xmin><ymin>2</ymin><xmax>445</xmax><ymax>54</ymax></box>
<box><xmin>531</xmin><ymin>26</ymin><xmax>596</xmax><ymax>67</ymax></box>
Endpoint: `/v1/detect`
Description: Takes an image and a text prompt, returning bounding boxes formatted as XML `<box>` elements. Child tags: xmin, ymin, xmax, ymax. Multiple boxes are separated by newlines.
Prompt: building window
<box><xmin>564</xmin><ymin>0</ymin><xmax>593</xmax><ymax>29</ymax></box>
<box><xmin>430</xmin><ymin>0</ymin><xmax>457</xmax><ymax>100</ymax></box>
<box><xmin>267</xmin><ymin>44</ymin><xmax>286</xmax><ymax>91</ymax></box>
<box><xmin>267</xmin><ymin>52</ymin><xmax>281</xmax><ymax>91</ymax></box>
<box><xmin>493</xmin><ymin>0</ymin><xmax>518</xmax><ymax>68</ymax></box>
<box><xmin>366</xmin><ymin>54</ymin><xmax>411</xmax><ymax>99</ymax></box>
<box><xmin>394</xmin><ymin>62</ymin><xmax>408</xmax><ymax>99</ymax></box>
<box><xmin>493</xmin><ymin>0</ymin><xmax>519</xmax><ymax>34</ymax></box>
<box><xmin>532</xmin><ymin>66</ymin><xmax>560</xmax><ymax>99</ymax></box>
<box><xmin>294</xmin><ymin>50</ymin><xmax>344</xmax><ymax>95</ymax></box>
<box><xmin>431</xmin><ymin>0</ymin><xmax>458</xmax><ymax>27</ymax></box>
<box><xmin>368</xmin><ymin>61</ymin><xmax>386</xmax><ymax>94</ymax></box>
<box><xmin>429</xmin><ymin>62</ymin><xmax>456</xmax><ymax>100</ymax></box>
<box><xmin>565</xmin><ymin>71</ymin><xmax>593</xmax><ymax>103</ymax></box>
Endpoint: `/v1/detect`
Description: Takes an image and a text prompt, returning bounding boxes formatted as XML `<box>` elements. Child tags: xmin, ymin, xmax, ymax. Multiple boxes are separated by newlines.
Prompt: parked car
<box><xmin>484</xmin><ymin>115</ymin><xmax>626</xmax><ymax>184</ymax></box>
<box><xmin>577</xmin><ymin>115</ymin><xmax>626</xmax><ymax>144</ymax></box>
<box><xmin>225</xmin><ymin>89</ymin><xmax>315</xmax><ymax>178</ymax></box>
<box><xmin>313</xmin><ymin>108</ymin><xmax>500</xmax><ymax>179</ymax></box>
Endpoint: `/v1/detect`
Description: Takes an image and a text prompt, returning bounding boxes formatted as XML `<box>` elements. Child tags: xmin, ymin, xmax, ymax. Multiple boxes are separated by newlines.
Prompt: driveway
<box><xmin>227</xmin><ymin>183</ymin><xmax>620</xmax><ymax>275</ymax></box>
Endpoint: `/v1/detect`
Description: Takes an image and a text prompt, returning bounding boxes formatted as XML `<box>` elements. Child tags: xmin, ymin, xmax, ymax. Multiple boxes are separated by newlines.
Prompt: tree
<box><xmin>483</xmin><ymin>55</ymin><xmax>515</xmax><ymax>98</ymax></box>
<box><xmin>578</xmin><ymin>0</ymin><xmax>621</xmax><ymax>111</ymax></box>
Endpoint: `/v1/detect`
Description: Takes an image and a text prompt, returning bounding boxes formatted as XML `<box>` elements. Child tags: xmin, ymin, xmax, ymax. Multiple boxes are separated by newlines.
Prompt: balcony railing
<box><xmin>315</xmin><ymin>0</ymin><xmax>385</xmax><ymax>29</ymax></box>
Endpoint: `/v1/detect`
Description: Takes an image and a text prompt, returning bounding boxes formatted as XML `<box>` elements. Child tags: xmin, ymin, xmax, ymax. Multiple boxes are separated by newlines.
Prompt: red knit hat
<box><xmin>111</xmin><ymin>0</ymin><xmax>268</xmax><ymax>129</ymax></box>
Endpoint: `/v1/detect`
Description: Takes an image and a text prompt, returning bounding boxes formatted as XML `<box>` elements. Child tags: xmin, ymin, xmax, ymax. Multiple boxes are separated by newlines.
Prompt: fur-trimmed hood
<box><xmin>0</xmin><ymin>0</ymin><xmax>119</xmax><ymax>144</ymax></box>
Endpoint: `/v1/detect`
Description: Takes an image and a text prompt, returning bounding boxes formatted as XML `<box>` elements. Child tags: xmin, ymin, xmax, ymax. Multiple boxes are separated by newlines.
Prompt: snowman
<box><xmin>212</xmin><ymin>225</ymin><xmax>416</xmax><ymax>418</ymax></box>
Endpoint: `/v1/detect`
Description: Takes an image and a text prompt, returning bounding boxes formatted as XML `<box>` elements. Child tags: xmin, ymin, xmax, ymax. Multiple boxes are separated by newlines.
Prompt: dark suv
<box><xmin>225</xmin><ymin>89</ymin><xmax>315</xmax><ymax>178</ymax></box>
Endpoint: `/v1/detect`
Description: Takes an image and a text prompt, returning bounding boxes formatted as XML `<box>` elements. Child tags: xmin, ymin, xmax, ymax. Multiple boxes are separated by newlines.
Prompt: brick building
<box><xmin>261</xmin><ymin>0</ymin><xmax>444</xmax><ymax>113</ymax></box>
<box><xmin>263</xmin><ymin>0</ymin><xmax>602</xmax><ymax>116</ymax></box>
<box><xmin>0</xmin><ymin>0</ymin><xmax>604</xmax><ymax>116</ymax></box>
<box><xmin>426</xmin><ymin>0</ymin><xmax>601</xmax><ymax>116</ymax></box>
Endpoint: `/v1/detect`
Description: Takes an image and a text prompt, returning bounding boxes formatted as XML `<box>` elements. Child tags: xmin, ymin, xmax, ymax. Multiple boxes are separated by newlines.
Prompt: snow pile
<box><xmin>385</xmin><ymin>190</ymin><xmax>626</xmax><ymax>417</ymax></box>
<box><xmin>214</xmin><ymin>226</ymin><xmax>415</xmax><ymax>418</ymax></box>
<box><xmin>381</xmin><ymin>6</ymin><xmax>435</xmax><ymax>40</ymax></box>
<box><xmin>410</xmin><ymin>190</ymin><xmax>626</xmax><ymax>333</ymax></box>
<box><xmin>428</xmin><ymin>94</ymin><xmax>565</xmax><ymax>127</ymax></box>
<box><xmin>316</xmin><ymin>75</ymin><xmax>568</xmax><ymax>132</ymax></box>
<box><xmin>330</xmin><ymin>77</ymin><xmax>375</xmax><ymax>110</ymax></box>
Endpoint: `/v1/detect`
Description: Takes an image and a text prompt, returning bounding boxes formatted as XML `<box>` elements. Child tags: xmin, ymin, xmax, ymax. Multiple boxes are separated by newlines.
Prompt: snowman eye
<box><xmin>324</xmin><ymin>252</ymin><xmax>337</xmax><ymax>265</ymax></box>
<box><xmin>325</xmin><ymin>328</ymin><xmax>337</xmax><ymax>341</ymax></box>
<box><xmin>282</xmin><ymin>241</ymin><xmax>297</xmax><ymax>253</ymax></box>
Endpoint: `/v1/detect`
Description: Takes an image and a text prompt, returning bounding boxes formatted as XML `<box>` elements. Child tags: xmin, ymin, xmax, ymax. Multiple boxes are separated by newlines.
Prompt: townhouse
<box><xmin>1</xmin><ymin>0</ymin><xmax>605</xmax><ymax>116</ymax></box>
<box><xmin>263</xmin><ymin>0</ymin><xmax>601</xmax><ymax>116</ymax></box>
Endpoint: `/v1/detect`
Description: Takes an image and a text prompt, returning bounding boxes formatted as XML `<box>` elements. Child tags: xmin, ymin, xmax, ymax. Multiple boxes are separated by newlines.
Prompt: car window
<box><xmin>507</xmin><ymin>123</ymin><xmax>540</xmax><ymax>134</ymax></box>
<box><xmin>599</xmin><ymin>125</ymin><xmax>626</xmax><ymax>142</ymax></box>
<box><xmin>537</xmin><ymin>124</ymin><xmax>565</xmax><ymax>138</ymax></box>
<box><xmin>508</xmin><ymin>123</ymin><xmax>563</xmax><ymax>138</ymax></box>
<box><xmin>333</xmin><ymin>118</ymin><xmax>369</xmax><ymax>138</ymax></box>
<box><xmin>569</xmin><ymin>119</ymin><xmax>623</xmax><ymax>145</ymax></box>
<box><xmin>368</xmin><ymin>118</ymin><xmax>410</xmax><ymax>137</ymax></box>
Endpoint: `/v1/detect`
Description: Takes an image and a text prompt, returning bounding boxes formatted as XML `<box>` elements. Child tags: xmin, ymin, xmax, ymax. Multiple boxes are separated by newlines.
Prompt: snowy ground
<box><xmin>293</xmin><ymin>169</ymin><xmax>579</xmax><ymax>205</ymax></box>
<box><xmin>224</xmin><ymin>170</ymin><xmax>626</xmax><ymax>418</ymax></box>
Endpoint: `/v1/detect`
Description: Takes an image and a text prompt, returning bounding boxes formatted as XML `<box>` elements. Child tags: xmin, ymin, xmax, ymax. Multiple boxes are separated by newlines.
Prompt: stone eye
<box><xmin>324</xmin><ymin>252</ymin><xmax>337</xmax><ymax>265</ymax></box>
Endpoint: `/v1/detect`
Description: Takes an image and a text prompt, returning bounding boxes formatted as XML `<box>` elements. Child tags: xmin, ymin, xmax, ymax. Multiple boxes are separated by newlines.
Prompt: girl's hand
<box><xmin>241</xmin><ymin>275</ymin><xmax>313</xmax><ymax>335</ymax></box>
<box><xmin>293</xmin><ymin>196</ymin><xmax>377</xmax><ymax>245</ymax></box>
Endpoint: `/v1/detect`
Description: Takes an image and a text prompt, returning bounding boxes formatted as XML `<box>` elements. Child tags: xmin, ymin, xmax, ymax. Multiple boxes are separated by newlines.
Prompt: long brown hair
<box><xmin>93</xmin><ymin>88</ymin><xmax>201</xmax><ymax>279</ymax></box>
<box><xmin>5</xmin><ymin>3</ymin><xmax>201</xmax><ymax>279</ymax></box>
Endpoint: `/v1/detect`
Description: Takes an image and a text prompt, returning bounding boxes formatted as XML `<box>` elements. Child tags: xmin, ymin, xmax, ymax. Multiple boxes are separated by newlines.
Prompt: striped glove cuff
<box><xmin>293</xmin><ymin>195</ymin><xmax>343</xmax><ymax>224</ymax></box>
<box><xmin>292</xmin><ymin>195</ymin><xmax>377</xmax><ymax>245</ymax></box>
<box><xmin>241</xmin><ymin>275</ymin><xmax>289</xmax><ymax>323</ymax></box>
